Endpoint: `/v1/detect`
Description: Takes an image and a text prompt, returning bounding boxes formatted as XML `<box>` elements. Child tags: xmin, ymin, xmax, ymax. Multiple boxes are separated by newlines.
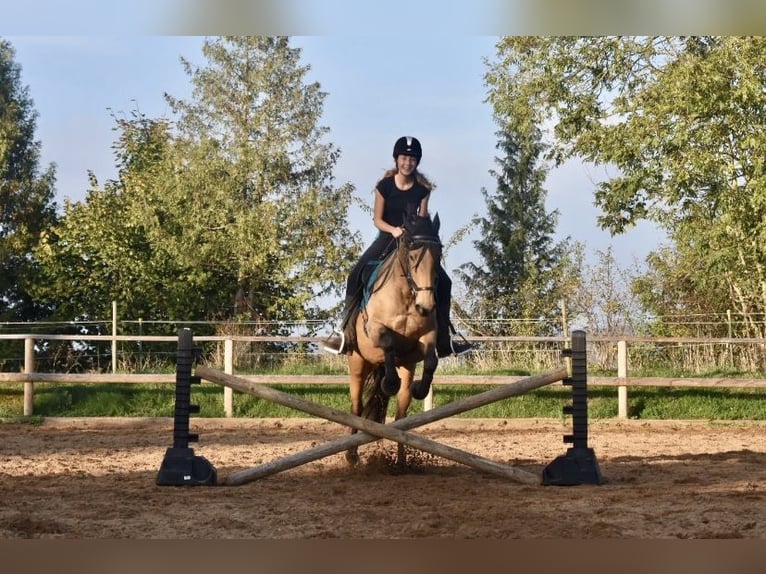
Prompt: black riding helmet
<box><xmin>393</xmin><ymin>136</ymin><xmax>422</xmax><ymax>161</ymax></box>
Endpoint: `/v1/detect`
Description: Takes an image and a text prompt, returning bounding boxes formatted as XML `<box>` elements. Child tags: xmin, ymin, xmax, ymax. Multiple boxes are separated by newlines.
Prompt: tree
<box><xmin>456</xmin><ymin>120</ymin><xmax>578</xmax><ymax>336</ymax></box>
<box><xmin>0</xmin><ymin>39</ymin><xmax>57</xmax><ymax>327</ymax></box>
<box><xmin>35</xmin><ymin>37</ymin><xmax>360</xmax><ymax>332</ymax></box>
<box><xmin>574</xmin><ymin>248</ymin><xmax>647</xmax><ymax>335</ymax></box>
<box><xmin>164</xmin><ymin>36</ymin><xmax>359</xmax><ymax>326</ymax></box>
<box><xmin>486</xmin><ymin>37</ymin><xmax>766</xmax><ymax>335</ymax></box>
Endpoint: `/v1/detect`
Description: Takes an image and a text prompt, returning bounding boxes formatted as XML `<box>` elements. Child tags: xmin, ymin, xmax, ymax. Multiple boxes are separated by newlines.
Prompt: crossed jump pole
<box><xmin>157</xmin><ymin>328</ymin><xmax>601</xmax><ymax>487</ymax></box>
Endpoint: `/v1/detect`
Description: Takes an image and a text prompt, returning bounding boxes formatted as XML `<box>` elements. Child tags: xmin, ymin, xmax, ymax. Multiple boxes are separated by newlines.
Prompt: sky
<box><xmin>14</xmin><ymin>0</ymin><xmax>765</xmax><ymax>299</ymax></box>
<box><xmin>6</xmin><ymin>33</ymin><xmax>668</xmax><ymax>280</ymax></box>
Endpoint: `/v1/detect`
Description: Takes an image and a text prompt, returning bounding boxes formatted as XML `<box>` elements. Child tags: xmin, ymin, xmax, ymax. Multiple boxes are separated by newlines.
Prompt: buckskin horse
<box><xmin>345</xmin><ymin>213</ymin><xmax>443</xmax><ymax>466</ymax></box>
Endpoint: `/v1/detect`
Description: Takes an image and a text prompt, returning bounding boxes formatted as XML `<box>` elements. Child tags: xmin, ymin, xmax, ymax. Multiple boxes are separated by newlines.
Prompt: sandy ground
<box><xmin>0</xmin><ymin>416</ymin><xmax>764</xmax><ymax>539</ymax></box>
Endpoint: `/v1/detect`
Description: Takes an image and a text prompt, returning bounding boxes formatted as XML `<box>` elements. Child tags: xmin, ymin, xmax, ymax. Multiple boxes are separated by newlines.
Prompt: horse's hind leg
<box><xmin>346</xmin><ymin>436</ymin><xmax>360</xmax><ymax>464</ymax></box>
<box><xmin>346</xmin><ymin>354</ymin><xmax>370</xmax><ymax>465</ymax></box>
<box><xmin>346</xmin><ymin>429</ymin><xmax>361</xmax><ymax>465</ymax></box>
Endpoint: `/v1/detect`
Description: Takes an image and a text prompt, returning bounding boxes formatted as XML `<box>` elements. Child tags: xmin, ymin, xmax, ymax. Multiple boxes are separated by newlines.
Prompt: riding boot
<box><xmin>323</xmin><ymin>296</ymin><xmax>361</xmax><ymax>355</ymax></box>
<box><xmin>436</xmin><ymin>303</ymin><xmax>474</xmax><ymax>358</ymax></box>
<box><xmin>436</xmin><ymin>306</ymin><xmax>454</xmax><ymax>358</ymax></box>
<box><xmin>437</xmin><ymin>322</ymin><xmax>474</xmax><ymax>357</ymax></box>
<box><xmin>448</xmin><ymin>330</ymin><xmax>474</xmax><ymax>356</ymax></box>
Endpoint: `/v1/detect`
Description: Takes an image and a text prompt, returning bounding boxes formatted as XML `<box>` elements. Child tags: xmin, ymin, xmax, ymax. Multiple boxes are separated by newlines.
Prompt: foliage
<box><xmin>0</xmin><ymin>39</ymin><xmax>59</xmax><ymax>369</ymax></box>
<box><xmin>32</xmin><ymin>36</ymin><xmax>361</xmax><ymax>332</ymax></box>
<box><xmin>486</xmin><ymin>36</ymin><xmax>766</xmax><ymax>337</ymax></box>
<box><xmin>0</xmin><ymin>40</ymin><xmax>58</xmax><ymax>321</ymax></box>
<box><xmin>455</xmin><ymin>117</ymin><xmax>580</xmax><ymax>336</ymax></box>
<box><xmin>166</xmin><ymin>36</ymin><xmax>360</xmax><ymax>326</ymax></box>
<box><xmin>34</xmin><ymin>115</ymin><xmax>244</xmax><ymax>325</ymax></box>
<box><xmin>571</xmin><ymin>247</ymin><xmax>648</xmax><ymax>336</ymax></box>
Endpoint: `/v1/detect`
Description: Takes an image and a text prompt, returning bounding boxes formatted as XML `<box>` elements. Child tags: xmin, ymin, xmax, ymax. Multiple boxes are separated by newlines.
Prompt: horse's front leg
<box><xmin>379</xmin><ymin>329</ymin><xmax>401</xmax><ymax>396</ymax></box>
<box><xmin>394</xmin><ymin>367</ymin><xmax>415</xmax><ymax>467</ymax></box>
<box><xmin>410</xmin><ymin>338</ymin><xmax>439</xmax><ymax>400</ymax></box>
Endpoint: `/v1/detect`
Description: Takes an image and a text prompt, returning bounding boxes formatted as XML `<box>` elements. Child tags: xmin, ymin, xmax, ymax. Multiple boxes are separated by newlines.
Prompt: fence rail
<box><xmin>2</xmin><ymin>372</ymin><xmax>765</xmax><ymax>389</ymax></box>
<box><xmin>1</xmin><ymin>333</ymin><xmax>765</xmax><ymax>418</ymax></box>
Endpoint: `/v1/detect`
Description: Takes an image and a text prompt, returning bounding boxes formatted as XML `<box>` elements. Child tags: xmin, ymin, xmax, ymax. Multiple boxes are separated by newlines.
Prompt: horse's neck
<box><xmin>373</xmin><ymin>247</ymin><xmax>407</xmax><ymax>294</ymax></box>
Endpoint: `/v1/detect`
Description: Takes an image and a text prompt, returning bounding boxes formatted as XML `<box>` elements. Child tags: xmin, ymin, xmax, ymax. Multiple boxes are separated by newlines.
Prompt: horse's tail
<box><xmin>361</xmin><ymin>365</ymin><xmax>389</xmax><ymax>424</ymax></box>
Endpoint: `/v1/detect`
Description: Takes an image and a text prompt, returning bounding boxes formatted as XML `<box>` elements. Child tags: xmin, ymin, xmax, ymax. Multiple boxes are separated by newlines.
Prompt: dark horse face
<box><xmin>402</xmin><ymin>211</ymin><xmax>441</xmax><ymax>242</ymax></box>
<box><xmin>400</xmin><ymin>213</ymin><xmax>442</xmax><ymax>316</ymax></box>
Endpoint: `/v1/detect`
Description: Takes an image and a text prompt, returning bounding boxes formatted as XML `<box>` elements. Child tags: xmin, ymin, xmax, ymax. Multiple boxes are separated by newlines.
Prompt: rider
<box><xmin>323</xmin><ymin>136</ymin><xmax>473</xmax><ymax>358</ymax></box>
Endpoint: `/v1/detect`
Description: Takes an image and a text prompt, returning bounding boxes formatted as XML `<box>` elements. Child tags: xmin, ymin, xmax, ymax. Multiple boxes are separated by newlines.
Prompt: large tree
<box><xmin>35</xmin><ymin>37</ymin><xmax>360</xmax><ymax>331</ymax></box>
<box><xmin>165</xmin><ymin>36</ymin><xmax>359</xmax><ymax>325</ymax></box>
<box><xmin>456</xmin><ymin>119</ymin><xmax>577</xmax><ymax>336</ymax></box>
<box><xmin>0</xmin><ymin>39</ymin><xmax>57</xmax><ymax>324</ymax></box>
<box><xmin>486</xmin><ymin>37</ymin><xmax>766</xmax><ymax>336</ymax></box>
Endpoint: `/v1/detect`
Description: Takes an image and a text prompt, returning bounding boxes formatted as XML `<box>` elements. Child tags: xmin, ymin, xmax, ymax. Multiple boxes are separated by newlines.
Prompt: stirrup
<box><xmin>322</xmin><ymin>330</ymin><xmax>346</xmax><ymax>355</ymax></box>
<box><xmin>450</xmin><ymin>333</ymin><xmax>474</xmax><ymax>356</ymax></box>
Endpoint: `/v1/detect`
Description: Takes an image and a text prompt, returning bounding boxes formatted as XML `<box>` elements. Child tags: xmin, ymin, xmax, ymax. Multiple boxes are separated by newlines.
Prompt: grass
<box><xmin>1</xmin><ymin>380</ymin><xmax>765</xmax><ymax>421</ymax></box>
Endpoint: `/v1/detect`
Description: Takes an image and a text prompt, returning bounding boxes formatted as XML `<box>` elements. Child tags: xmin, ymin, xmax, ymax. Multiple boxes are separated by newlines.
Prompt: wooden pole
<box><xmin>223</xmin><ymin>338</ymin><xmax>234</xmax><ymax>418</ymax></box>
<box><xmin>111</xmin><ymin>300</ymin><xmax>117</xmax><ymax>374</ymax></box>
<box><xmin>195</xmin><ymin>365</ymin><xmax>566</xmax><ymax>485</ymax></box>
<box><xmin>23</xmin><ymin>337</ymin><xmax>35</xmax><ymax>416</ymax></box>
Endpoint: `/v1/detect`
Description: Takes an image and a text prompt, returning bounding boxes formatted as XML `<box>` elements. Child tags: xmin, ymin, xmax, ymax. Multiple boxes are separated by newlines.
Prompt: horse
<box><xmin>345</xmin><ymin>212</ymin><xmax>443</xmax><ymax>466</ymax></box>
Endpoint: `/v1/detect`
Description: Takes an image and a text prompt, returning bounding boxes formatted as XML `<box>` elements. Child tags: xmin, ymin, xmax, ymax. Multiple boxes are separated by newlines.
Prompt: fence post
<box><xmin>23</xmin><ymin>337</ymin><xmax>35</xmax><ymax>416</ymax></box>
<box><xmin>423</xmin><ymin>386</ymin><xmax>433</xmax><ymax>411</ymax></box>
<box><xmin>111</xmin><ymin>300</ymin><xmax>117</xmax><ymax>374</ymax></box>
<box><xmin>617</xmin><ymin>340</ymin><xmax>628</xmax><ymax>419</ymax></box>
<box><xmin>224</xmin><ymin>338</ymin><xmax>234</xmax><ymax>417</ymax></box>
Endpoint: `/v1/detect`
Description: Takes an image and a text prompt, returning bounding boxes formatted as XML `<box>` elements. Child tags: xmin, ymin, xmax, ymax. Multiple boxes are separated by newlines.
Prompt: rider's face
<box><xmin>396</xmin><ymin>154</ymin><xmax>419</xmax><ymax>175</ymax></box>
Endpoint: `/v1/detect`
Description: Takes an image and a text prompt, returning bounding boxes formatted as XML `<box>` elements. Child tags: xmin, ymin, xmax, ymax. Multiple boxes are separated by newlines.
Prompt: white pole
<box><xmin>617</xmin><ymin>340</ymin><xmax>628</xmax><ymax>419</ymax></box>
<box><xmin>560</xmin><ymin>299</ymin><xmax>568</xmax><ymax>342</ymax></box>
<box><xmin>423</xmin><ymin>385</ymin><xmax>433</xmax><ymax>411</ymax></box>
<box><xmin>726</xmin><ymin>309</ymin><xmax>733</xmax><ymax>367</ymax></box>
<box><xmin>24</xmin><ymin>337</ymin><xmax>35</xmax><ymax>416</ymax></box>
<box><xmin>224</xmin><ymin>338</ymin><xmax>234</xmax><ymax>417</ymax></box>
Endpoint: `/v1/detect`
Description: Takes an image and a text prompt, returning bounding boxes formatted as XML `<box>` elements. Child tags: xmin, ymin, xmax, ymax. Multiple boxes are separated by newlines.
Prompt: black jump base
<box><xmin>541</xmin><ymin>330</ymin><xmax>602</xmax><ymax>485</ymax></box>
<box><xmin>155</xmin><ymin>327</ymin><xmax>217</xmax><ymax>486</ymax></box>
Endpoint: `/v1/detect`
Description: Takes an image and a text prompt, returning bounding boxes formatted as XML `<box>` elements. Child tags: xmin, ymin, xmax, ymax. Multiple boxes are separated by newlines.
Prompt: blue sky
<box><xmin>7</xmin><ymin>34</ymin><xmax>666</xmax><ymax>283</ymax></box>
<box><xmin>10</xmin><ymin>0</ymin><xmax>731</xmax><ymax>296</ymax></box>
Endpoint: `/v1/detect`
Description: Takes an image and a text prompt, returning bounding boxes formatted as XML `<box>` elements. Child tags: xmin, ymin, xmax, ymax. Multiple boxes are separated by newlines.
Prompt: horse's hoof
<box><xmin>345</xmin><ymin>450</ymin><xmax>359</xmax><ymax>465</ymax></box>
<box><xmin>410</xmin><ymin>380</ymin><xmax>431</xmax><ymax>400</ymax></box>
<box><xmin>381</xmin><ymin>376</ymin><xmax>401</xmax><ymax>396</ymax></box>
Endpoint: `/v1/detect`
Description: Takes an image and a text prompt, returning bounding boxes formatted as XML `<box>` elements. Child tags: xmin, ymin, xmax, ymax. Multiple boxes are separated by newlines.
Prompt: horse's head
<box><xmin>399</xmin><ymin>213</ymin><xmax>442</xmax><ymax>316</ymax></box>
<box><xmin>402</xmin><ymin>211</ymin><xmax>440</xmax><ymax>240</ymax></box>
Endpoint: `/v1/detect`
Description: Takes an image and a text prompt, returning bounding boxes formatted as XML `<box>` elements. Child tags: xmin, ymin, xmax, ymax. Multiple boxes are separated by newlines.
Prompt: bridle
<box><xmin>397</xmin><ymin>232</ymin><xmax>442</xmax><ymax>296</ymax></box>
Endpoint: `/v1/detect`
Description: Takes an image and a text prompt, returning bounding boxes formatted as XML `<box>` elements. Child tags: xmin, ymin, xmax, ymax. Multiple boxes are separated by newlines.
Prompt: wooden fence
<box><xmin>1</xmin><ymin>333</ymin><xmax>765</xmax><ymax>418</ymax></box>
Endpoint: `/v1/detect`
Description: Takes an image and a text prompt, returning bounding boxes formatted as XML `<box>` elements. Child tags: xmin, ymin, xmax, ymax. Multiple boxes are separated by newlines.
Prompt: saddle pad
<box><xmin>360</xmin><ymin>259</ymin><xmax>384</xmax><ymax>309</ymax></box>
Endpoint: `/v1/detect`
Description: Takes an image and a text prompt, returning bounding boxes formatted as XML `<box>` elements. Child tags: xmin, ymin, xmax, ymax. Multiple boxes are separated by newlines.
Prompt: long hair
<box><xmin>381</xmin><ymin>166</ymin><xmax>436</xmax><ymax>191</ymax></box>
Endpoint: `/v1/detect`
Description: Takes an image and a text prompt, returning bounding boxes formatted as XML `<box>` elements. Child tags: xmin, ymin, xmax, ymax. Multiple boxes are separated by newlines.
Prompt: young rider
<box><xmin>323</xmin><ymin>136</ymin><xmax>472</xmax><ymax>357</ymax></box>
